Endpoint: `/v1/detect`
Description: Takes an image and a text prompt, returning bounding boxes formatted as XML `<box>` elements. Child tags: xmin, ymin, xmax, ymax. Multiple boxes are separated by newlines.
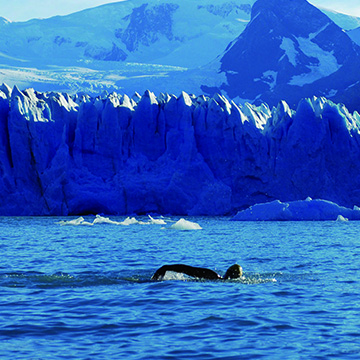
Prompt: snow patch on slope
<box><xmin>280</xmin><ymin>37</ymin><xmax>297</xmax><ymax>66</ymax></box>
<box><xmin>289</xmin><ymin>24</ymin><xmax>342</xmax><ymax>86</ymax></box>
<box><xmin>255</xmin><ymin>70</ymin><xmax>278</xmax><ymax>91</ymax></box>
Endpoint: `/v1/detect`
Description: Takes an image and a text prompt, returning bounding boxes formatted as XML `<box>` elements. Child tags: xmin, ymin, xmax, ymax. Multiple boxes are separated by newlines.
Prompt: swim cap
<box><xmin>224</xmin><ymin>264</ymin><xmax>243</xmax><ymax>279</ymax></box>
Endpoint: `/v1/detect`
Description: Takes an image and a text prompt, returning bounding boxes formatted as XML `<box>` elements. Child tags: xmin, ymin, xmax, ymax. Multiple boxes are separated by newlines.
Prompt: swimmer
<box><xmin>151</xmin><ymin>264</ymin><xmax>242</xmax><ymax>281</ymax></box>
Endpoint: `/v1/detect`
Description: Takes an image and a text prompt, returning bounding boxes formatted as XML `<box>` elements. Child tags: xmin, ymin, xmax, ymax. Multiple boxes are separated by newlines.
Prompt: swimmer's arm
<box><xmin>151</xmin><ymin>264</ymin><xmax>221</xmax><ymax>280</ymax></box>
<box><xmin>151</xmin><ymin>265</ymin><xmax>169</xmax><ymax>280</ymax></box>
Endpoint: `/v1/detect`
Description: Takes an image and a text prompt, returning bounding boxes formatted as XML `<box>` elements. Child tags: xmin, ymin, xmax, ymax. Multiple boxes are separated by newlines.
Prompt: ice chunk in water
<box><xmin>170</xmin><ymin>218</ymin><xmax>202</xmax><ymax>230</ymax></box>
<box><xmin>119</xmin><ymin>217</ymin><xmax>139</xmax><ymax>225</ymax></box>
<box><xmin>147</xmin><ymin>215</ymin><xmax>166</xmax><ymax>225</ymax></box>
<box><xmin>93</xmin><ymin>214</ymin><xmax>122</xmax><ymax>225</ymax></box>
<box><xmin>336</xmin><ymin>215</ymin><xmax>348</xmax><ymax>222</ymax></box>
<box><xmin>58</xmin><ymin>217</ymin><xmax>93</xmax><ymax>226</ymax></box>
<box><xmin>232</xmin><ymin>199</ymin><xmax>360</xmax><ymax>221</ymax></box>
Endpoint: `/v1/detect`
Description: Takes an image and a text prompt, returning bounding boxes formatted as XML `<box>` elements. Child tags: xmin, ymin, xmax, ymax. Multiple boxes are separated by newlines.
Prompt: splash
<box><xmin>157</xmin><ymin>272</ymin><xmax>277</xmax><ymax>283</ymax></box>
<box><xmin>162</xmin><ymin>271</ymin><xmax>192</xmax><ymax>281</ymax></box>
<box><xmin>238</xmin><ymin>274</ymin><xmax>278</xmax><ymax>285</ymax></box>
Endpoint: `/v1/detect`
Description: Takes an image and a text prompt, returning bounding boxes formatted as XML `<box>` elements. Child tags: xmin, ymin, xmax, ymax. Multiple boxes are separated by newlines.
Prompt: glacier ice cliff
<box><xmin>1</xmin><ymin>84</ymin><xmax>360</xmax><ymax>216</ymax></box>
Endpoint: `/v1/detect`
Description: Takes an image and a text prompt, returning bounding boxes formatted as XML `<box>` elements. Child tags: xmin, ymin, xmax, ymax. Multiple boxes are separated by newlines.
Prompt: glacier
<box><xmin>1</xmin><ymin>84</ymin><xmax>360</xmax><ymax>216</ymax></box>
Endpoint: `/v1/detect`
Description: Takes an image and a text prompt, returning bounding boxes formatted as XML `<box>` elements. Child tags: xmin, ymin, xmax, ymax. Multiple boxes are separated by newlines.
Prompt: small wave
<box><xmin>0</xmin><ymin>271</ymin><xmax>150</xmax><ymax>289</ymax></box>
<box><xmin>1</xmin><ymin>271</ymin><xmax>78</xmax><ymax>289</ymax></box>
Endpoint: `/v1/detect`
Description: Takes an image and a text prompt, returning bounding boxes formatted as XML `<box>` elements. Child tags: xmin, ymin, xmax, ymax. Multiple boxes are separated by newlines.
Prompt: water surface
<box><xmin>1</xmin><ymin>216</ymin><xmax>360</xmax><ymax>359</ymax></box>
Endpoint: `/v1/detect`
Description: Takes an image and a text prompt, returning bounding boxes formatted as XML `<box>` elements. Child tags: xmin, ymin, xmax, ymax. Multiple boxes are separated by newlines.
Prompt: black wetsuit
<box><xmin>151</xmin><ymin>264</ymin><xmax>222</xmax><ymax>280</ymax></box>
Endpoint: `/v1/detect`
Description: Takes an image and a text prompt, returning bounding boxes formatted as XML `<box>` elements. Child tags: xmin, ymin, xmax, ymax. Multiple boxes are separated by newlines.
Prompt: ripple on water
<box><xmin>1</xmin><ymin>218</ymin><xmax>360</xmax><ymax>359</ymax></box>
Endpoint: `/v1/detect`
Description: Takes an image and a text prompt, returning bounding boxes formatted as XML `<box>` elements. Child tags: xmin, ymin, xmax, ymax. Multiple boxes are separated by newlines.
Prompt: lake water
<box><xmin>1</xmin><ymin>216</ymin><xmax>360</xmax><ymax>359</ymax></box>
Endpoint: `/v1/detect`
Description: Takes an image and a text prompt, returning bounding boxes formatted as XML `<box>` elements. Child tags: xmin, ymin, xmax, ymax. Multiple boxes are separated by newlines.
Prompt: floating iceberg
<box><xmin>57</xmin><ymin>214</ymin><xmax>170</xmax><ymax>226</ymax></box>
<box><xmin>120</xmin><ymin>217</ymin><xmax>139</xmax><ymax>226</ymax></box>
<box><xmin>93</xmin><ymin>214</ymin><xmax>123</xmax><ymax>225</ymax></box>
<box><xmin>170</xmin><ymin>218</ymin><xmax>202</xmax><ymax>230</ymax></box>
<box><xmin>58</xmin><ymin>216</ymin><xmax>93</xmax><ymax>226</ymax></box>
<box><xmin>336</xmin><ymin>215</ymin><xmax>349</xmax><ymax>222</ymax></box>
<box><xmin>147</xmin><ymin>215</ymin><xmax>167</xmax><ymax>225</ymax></box>
<box><xmin>231</xmin><ymin>198</ymin><xmax>360</xmax><ymax>221</ymax></box>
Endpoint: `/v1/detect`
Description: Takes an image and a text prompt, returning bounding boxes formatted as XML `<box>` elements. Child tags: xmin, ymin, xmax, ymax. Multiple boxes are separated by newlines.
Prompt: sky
<box><xmin>0</xmin><ymin>0</ymin><xmax>360</xmax><ymax>22</ymax></box>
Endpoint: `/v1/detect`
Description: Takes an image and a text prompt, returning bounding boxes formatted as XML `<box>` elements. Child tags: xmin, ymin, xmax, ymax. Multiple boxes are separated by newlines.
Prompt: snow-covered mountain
<box><xmin>211</xmin><ymin>0</ymin><xmax>360</xmax><ymax>110</ymax></box>
<box><xmin>0</xmin><ymin>0</ymin><xmax>358</xmax><ymax>68</ymax></box>
<box><xmin>1</xmin><ymin>0</ymin><xmax>360</xmax><ymax>112</ymax></box>
<box><xmin>1</xmin><ymin>85</ymin><xmax>360</xmax><ymax>216</ymax></box>
<box><xmin>0</xmin><ymin>0</ymin><xmax>253</xmax><ymax>68</ymax></box>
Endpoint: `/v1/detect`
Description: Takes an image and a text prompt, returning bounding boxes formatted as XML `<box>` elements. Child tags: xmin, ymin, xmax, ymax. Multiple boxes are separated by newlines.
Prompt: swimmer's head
<box><xmin>223</xmin><ymin>264</ymin><xmax>243</xmax><ymax>279</ymax></box>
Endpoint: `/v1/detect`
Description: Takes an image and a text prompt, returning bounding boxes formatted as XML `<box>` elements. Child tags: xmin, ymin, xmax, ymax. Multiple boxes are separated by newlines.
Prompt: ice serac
<box><xmin>2</xmin><ymin>85</ymin><xmax>360</xmax><ymax>216</ymax></box>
